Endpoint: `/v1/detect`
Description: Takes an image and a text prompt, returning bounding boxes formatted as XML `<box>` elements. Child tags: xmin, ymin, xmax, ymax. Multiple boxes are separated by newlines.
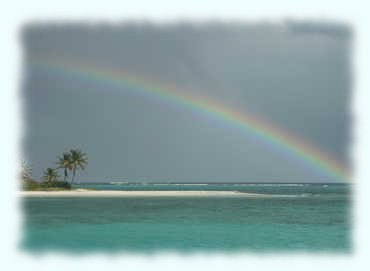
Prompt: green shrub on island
<box><xmin>22</xmin><ymin>178</ymin><xmax>40</xmax><ymax>191</ymax></box>
<box><xmin>22</xmin><ymin>179</ymin><xmax>71</xmax><ymax>191</ymax></box>
<box><xmin>40</xmin><ymin>180</ymin><xmax>71</xmax><ymax>190</ymax></box>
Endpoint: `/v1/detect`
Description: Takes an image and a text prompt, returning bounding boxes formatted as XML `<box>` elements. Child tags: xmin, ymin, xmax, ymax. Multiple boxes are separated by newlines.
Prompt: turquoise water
<box><xmin>22</xmin><ymin>183</ymin><xmax>351</xmax><ymax>252</ymax></box>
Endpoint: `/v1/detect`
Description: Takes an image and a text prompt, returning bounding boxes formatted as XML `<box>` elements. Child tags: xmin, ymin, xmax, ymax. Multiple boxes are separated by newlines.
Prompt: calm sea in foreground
<box><xmin>22</xmin><ymin>183</ymin><xmax>351</xmax><ymax>253</ymax></box>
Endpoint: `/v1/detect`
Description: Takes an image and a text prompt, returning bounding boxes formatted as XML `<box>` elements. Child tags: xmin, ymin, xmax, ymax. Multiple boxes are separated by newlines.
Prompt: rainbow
<box><xmin>28</xmin><ymin>56</ymin><xmax>350</xmax><ymax>182</ymax></box>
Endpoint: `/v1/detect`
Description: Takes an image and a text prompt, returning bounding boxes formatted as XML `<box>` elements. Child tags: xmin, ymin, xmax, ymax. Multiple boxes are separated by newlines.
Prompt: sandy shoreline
<box><xmin>20</xmin><ymin>190</ymin><xmax>266</xmax><ymax>197</ymax></box>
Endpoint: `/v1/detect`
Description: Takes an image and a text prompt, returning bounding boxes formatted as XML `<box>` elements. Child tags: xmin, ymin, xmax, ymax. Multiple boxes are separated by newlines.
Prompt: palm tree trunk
<box><xmin>71</xmin><ymin>168</ymin><xmax>76</xmax><ymax>185</ymax></box>
<box><xmin>64</xmin><ymin>168</ymin><xmax>68</xmax><ymax>182</ymax></box>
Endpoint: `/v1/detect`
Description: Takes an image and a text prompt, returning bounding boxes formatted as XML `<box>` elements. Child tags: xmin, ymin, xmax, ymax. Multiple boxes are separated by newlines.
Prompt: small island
<box><xmin>21</xmin><ymin>149</ymin><xmax>88</xmax><ymax>191</ymax></box>
<box><xmin>20</xmin><ymin>150</ymin><xmax>268</xmax><ymax>197</ymax></box>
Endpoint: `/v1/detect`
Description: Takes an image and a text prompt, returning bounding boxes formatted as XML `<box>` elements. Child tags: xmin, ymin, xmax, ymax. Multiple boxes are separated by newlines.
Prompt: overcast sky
<box><xmin>22</xmin><ymin>21</ymin><xmax>351</xmax><ymax>183</ymax></box>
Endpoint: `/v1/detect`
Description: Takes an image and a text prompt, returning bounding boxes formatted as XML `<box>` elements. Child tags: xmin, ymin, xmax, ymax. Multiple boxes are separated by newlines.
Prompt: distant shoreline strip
<box><xmin>20</xmin><ymin>190</ymin><xmax>301</xmax><ymax>197</ymax></box>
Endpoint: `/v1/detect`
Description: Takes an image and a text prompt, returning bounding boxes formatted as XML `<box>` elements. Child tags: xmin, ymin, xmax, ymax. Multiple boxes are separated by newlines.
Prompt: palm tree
<box><xmin>57</xmin><ymin>152</ymin><xmax>73</xmax><ymax>182</ymax></box>
<box><xmin>69</xmin><ymin>149</ymin><xmax>88</xmax><ymax>184</ymax></box>
<box><xmin>21</xmin><ymin>160</ymin><xmax>32</xmax><ymax>181</ymax></box>
<box><xmin>43</xmin><ymin>168</ymin><xmax>60</xmax><ymax>182</ymax></box>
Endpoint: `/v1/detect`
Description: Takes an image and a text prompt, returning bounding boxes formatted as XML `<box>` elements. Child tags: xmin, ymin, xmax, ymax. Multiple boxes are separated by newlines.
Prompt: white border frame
<box><xmin>1</xmin><ymin>1</ymin><xmax>369</xmax><ymax>270</ymax></box>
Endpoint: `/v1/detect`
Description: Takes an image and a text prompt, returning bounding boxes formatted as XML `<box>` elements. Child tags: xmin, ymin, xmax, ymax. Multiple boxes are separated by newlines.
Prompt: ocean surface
<box><xmin>22</xmin><ymin>183</ymin><xmax>351</xmax><ymax>253</ymax></box>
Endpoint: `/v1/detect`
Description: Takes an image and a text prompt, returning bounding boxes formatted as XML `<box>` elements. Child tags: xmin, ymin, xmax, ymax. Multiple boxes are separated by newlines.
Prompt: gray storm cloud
<box><xmin>22</xmin><ymin>21</ymin><xmax>351</xmax><ymax>183</ymax></box>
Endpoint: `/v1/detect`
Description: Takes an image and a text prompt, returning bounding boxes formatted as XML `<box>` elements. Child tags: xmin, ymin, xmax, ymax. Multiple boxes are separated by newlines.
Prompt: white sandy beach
<box><xmin>20</xmin><ymin>190</ymin><xmax>267</xmax><ymax>197</ymax></box>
